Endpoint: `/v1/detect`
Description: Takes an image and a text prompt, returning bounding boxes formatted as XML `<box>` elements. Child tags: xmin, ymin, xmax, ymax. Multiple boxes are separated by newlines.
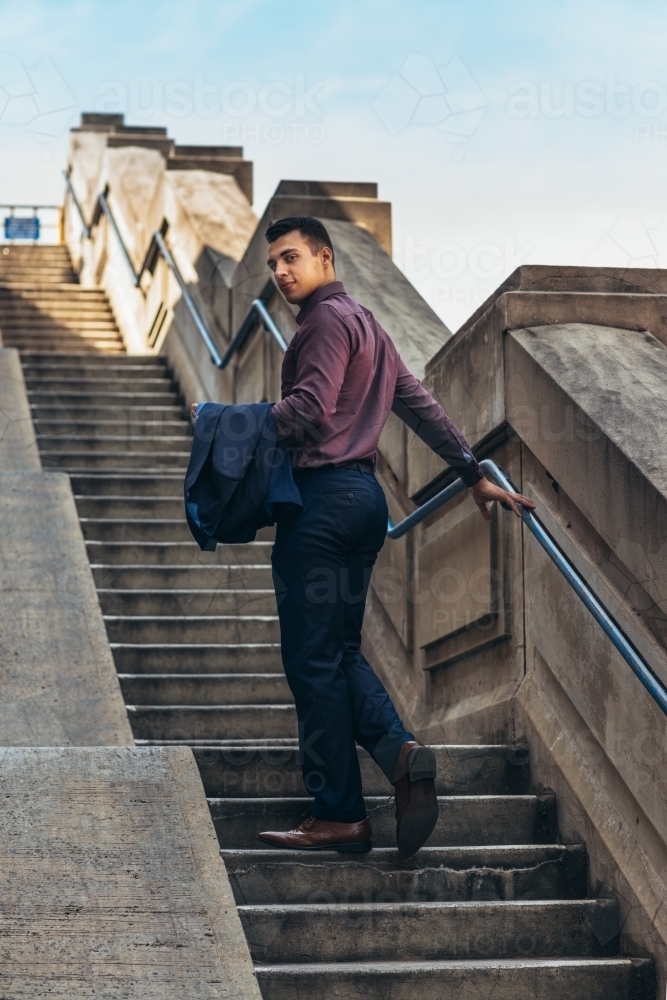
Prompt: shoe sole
<box><xmin>396</xmin><ymin>746</ymin><xmax>438</xmax><ymax>858</ymax></box>
<box><xmin>256</xmin><ymin>835</ymin><xmax>372</xmax><ymax>853</ymax></box>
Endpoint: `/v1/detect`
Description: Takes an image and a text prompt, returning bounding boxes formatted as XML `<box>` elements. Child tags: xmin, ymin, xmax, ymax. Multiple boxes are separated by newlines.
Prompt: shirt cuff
<box><xmin>459</xmin><ymin>451</ymin><xmax>485</xmax><ymax>487</ymax></box>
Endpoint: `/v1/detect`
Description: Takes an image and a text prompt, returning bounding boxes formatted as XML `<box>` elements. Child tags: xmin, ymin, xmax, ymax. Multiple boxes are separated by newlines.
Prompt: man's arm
<box><xmin>391</xmin><ymin>358</ymin><xmax>484</xmax><ymax>486</ymax></box>
<box><xmin>271</xmin><ymin>306</ymin><xmax>350</xmax><ymax>441</ymax></box>
<box><xmin>392</xmin><ymin>359</ymin><xmax>534</xmax><ymax>520</ymax></box>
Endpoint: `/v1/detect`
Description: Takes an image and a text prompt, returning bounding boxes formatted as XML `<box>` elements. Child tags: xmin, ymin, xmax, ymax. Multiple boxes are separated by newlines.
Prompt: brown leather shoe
<box><xmin>257</xmin><ymin>816</ymin><xmax>372</xmax><ymax>853</ymax></box>
<box><xmin>394</xmin><ymin>740</ymin><xmax>438</xmax><ymax>857</ymax></box>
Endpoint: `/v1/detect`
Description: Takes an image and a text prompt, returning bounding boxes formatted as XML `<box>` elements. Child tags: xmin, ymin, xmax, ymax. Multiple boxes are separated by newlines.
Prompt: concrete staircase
<box><xmin>2</xmin><ymin>244</ymin><xmax>655</xmax><ymax>999</ymax></box>
<box><xmin>0</xmin><ymin>244</ymin><xmax>124</xmax><ymax>354</ymax></box>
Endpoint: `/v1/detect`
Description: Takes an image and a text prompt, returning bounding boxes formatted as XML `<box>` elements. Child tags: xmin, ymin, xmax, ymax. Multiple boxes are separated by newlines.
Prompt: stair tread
<box><xmin>255</xmin><ymin>957</ymin><xmax>650</xmax><ymax>970</ymax></box>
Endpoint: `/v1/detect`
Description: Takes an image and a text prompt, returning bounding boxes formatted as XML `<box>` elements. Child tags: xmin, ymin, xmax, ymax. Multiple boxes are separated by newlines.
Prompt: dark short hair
<box><xmin>265</xmin><ymin>215</ymin><xmax>335</xmax><ymax>266</ymax></box>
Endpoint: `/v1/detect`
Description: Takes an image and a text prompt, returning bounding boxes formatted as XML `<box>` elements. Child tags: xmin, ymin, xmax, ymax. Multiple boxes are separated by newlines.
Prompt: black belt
<box><xmin>298</xmin><ymin>460</ymin><xmax>375</xmax><ymax>473</ymax></box>
<box><xmin>327</xmin><ymin>460</ymin><xmax>374</xmax><ymax>473</ymax></box>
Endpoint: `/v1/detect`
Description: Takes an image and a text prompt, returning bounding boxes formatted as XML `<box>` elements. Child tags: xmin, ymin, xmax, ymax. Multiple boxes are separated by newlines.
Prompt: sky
<box><xmin>1</xmin><ymin>0</ymin><xmax>667</xmax><ymax>330</ymax></box>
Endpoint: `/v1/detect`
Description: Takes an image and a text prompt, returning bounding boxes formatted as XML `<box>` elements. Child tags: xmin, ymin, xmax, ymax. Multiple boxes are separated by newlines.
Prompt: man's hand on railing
<box><xmin>471</xmin><ymin>476</ymin><xmax>536</xmax><ymax>521</ymax></box>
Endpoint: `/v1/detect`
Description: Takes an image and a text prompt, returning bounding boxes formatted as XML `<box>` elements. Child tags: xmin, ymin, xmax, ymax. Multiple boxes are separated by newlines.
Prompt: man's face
<box><xmin>267</xmin><ymin>230</ymin><xmax>334</xmax><ymax>304</ymax></box>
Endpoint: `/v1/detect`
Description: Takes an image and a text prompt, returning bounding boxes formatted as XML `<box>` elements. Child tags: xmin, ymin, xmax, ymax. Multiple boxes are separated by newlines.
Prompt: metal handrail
<box><xmin>152</xmin><ymin>230</ymin><xmax>224</xmax><ymax>366</ymax></box>
<box><xmin>97</xmin><ymin>190</ymin><xmax>139</xmax><ymax>284</ymax></box>
<box><xmin>62</xmin><ymin>171</ymin><xmax>91</xmax><ymax>238</ymax></box>
<box><xmin>388</xmin><ymin>457</ymin><xmax>667</xmax><ymax>716</ymax></box>
<box><xmin>0</xmin><ymin>203</ymin><xmax>60</xmax><ymax>210</ymax></box>
<box><xmin>217</xmin><ymin>297</ymin><xmax>288</xmax><ymax>368</ymax></box>
<box><xmin>62</xmin><ymin>175</ymin><xmax>287</xmax><ymax>367</ymax></box>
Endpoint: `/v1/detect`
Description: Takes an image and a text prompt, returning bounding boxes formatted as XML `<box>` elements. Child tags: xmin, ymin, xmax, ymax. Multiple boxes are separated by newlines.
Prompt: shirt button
<box><xmin>348</xmin><ymin>493</ymin><xmax>353</xmax><ymax>499</ymax></box>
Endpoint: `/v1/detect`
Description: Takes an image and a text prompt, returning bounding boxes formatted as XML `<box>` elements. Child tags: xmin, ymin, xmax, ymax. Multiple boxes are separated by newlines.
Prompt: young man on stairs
<box><xmin>194</xmin><ymin>216</ymin><xmax>534</xmax><ymax>857</ymax></box>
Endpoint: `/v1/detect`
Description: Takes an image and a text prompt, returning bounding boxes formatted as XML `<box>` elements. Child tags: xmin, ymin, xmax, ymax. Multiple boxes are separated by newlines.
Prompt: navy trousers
<box><xmin>271</xmin><ymin>466</ymin><xmax>413</xmax><ymax>823</ymax></box>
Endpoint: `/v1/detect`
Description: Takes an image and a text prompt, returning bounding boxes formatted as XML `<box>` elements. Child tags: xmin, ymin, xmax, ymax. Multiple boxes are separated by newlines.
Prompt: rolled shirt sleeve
<box><xmin>391</xmin><ymin>359</ymin><xmax>484</xmax><ymax>486</ymax></box>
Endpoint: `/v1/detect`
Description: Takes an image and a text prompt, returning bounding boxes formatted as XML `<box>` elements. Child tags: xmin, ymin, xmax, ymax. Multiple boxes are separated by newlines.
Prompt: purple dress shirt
<box><xmin>271</xmin><ymin>281</ymin><xmax>484</xmax><ymax>486</ymax></box>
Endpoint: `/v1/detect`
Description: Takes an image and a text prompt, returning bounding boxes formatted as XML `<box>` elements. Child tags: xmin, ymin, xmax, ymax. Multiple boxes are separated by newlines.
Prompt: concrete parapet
<box><xmin>0</xmin><ymin>471</ymin><xmax>133</xmax><ymax>746</ymax></box>
<box><xmin>0</xmin><ymin>746</ymin><xmax>261</xmax><ymax>999</ymax></box>
<box><xmin>0</xmin><ymin>349</ymin><xmax>41</xmax><ymax>471</ymax></box>
<box><xmin>506</xmin><ymin>323</ymin><xmax>667</xmax><ymax>622</ymax></box>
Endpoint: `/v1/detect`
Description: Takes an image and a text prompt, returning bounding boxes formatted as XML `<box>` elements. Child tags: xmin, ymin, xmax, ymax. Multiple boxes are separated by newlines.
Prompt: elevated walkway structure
<box><xmin>0</xmin><ymin>111</ymin><xmax>665</xmax><ymax>997</ymax></box>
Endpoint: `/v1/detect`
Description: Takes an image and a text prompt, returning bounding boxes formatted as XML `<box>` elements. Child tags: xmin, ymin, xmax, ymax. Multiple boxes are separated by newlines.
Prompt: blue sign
<box><xmin>4</xmin><ymin>217</ymin><xmax>40</xmax><ymax>241</ymax></box>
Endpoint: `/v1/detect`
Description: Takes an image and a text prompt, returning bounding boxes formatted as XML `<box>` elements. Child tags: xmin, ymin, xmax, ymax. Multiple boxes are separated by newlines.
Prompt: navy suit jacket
<box><xmin>184</xmin><ymin>402</ymin><xmax>302</xmax><ymax>551</ymax></box>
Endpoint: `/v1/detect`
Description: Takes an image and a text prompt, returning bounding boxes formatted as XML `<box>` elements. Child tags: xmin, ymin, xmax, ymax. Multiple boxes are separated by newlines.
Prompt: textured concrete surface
<box><xmin>0</xmin><ymin>349</ymin><xmax>40</xmax><ymax>470</ymax></box>
<box><xmin>507</xmin><ymin>323</ymin><xmax>667</xmax><ymax>622</ymax></box>
<box><xmin>169</xmin><ymin>170</ymin><xmax>257</xmax><ymax>260</ymax></box>
<box><xmin>0</xmin><ymin>746</ymin><xmax>261</xmax><ymax>999</ymax></box>
<box><xmin>516</xmin><ymin>653</ymin><xmax>667</xmax><ymax>998</ymax></box>
<box><xmin>0</xmin><ymin>471</ymin><xmax>133</xmax><ymax>746</ymax></box>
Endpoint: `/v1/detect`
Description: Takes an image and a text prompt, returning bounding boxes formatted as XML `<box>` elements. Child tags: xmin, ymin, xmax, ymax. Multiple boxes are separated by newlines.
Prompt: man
<box><xmin>196</xmin><ymin>216</ymin><xmax>534</xmax><ymax>857</ymax></box>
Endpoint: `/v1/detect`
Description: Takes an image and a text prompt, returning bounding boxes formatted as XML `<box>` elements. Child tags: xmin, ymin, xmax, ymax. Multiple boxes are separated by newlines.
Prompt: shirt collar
<box><xmin>296</xmin><ymin>280</ymin><xmax>346</xmax><ymax>324</ymax></box>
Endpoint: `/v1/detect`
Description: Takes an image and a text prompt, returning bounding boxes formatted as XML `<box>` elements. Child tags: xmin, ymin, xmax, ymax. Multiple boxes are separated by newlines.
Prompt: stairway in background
<box><xmin>1</xmin><ymin>243</ymin><xmax>655</xmax><ymax>1000</ymax></box>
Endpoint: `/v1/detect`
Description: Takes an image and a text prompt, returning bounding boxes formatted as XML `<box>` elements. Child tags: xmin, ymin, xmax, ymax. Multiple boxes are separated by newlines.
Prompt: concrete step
<box><xmin>240</xmin><ymin>898</ymin><xmax>619</xmax><ymax>964</ymax></box>
<box><xmin>21</xmin><ymin>353</ymin><xmax>157</xmax><ymax>365</ymax></box>
<box><xmin>29</xmin><ymin>391</ymin><xmax>180</xmax><ymax>406</ymax></box>
<box><xmin>2</xmin><ymin>297</ymin><xmax>113</xmax><ymax>308</ymax></box>
<box><xmin>110</xmin><ymin>643</ymin><xmax>283</xmax><ymax>674</ymax></box>
<box><xmin>208</xmin><ymin>794</ymin><xmax>558</xmax><ymax>849</ymax></box>
<box><xmin>98</xmin><ymin>589</ymin><xmax>277</xmax><ymax>616</ymax></box>
<box><xmin>75</xmin><ymin>495</ymin><xmax>188</xmax><ymax>519</ymax></box>
<box><xmin>11</xmin><ymin>339</ymin><xmax>123</xmax><ymax>352</ymax></box>
<box><xmin>0</xmin><ymin>314</ymin><xmax>118</xmax><ymax>332</ymax></box>
<box><xmin>81</xmin><ymin>519</ymin><xmax>191</xmax><ymax>541</ymax></box>
<box><xmin>93</xmin><ymin>564</ymin><xmax>274</xmax><ymax>590</ymax></box>
<box><xmin>1</xmin><ymin>299</ymin><xmax>113</xmax><ymax>310</ymax></box>
<box><xmin>22</xmin><ymin>353</ymin><xmax>164</xmax><ymax>368</ymax></box>
<box><xmin>127</xmin><ymin>704</ymin><xmax>298</xmax><ymax>741</ymax></box>
<box><xmin>118</xmin><ymin>673</ymin><xmax>292</xmax><ymax>705</ymax></box>
<box><xmin>194</xmin><ymin>745</ymin><xmax>530</xmax><ymax>799</ymax></box>
<box><xmin>41</xmin><ymin>451</ymin><xmax>190</xmax><ymax>470</ymax></box>
<box><xmin>38</xmin><ymin>422</ymin><xmax>189</xmax><ymax>439</ymax></box>
<box><xmin>255</xmin><ymin>957</ymin><xmax>656</xmax><ymax>1000</ymax></box>
<box><xmin>222</xmin><ymin>844</ymin><xmax>588</xmax><ymax>904</ymax></box>
<box><xmin>138</xmin><ymin>738</ymin><xmax>299</xmax><ymax>747</ymax></box>
<box><xmin>26</xmin><ymin>378</ymin><xmax>174</xmax><ymax>393</ymax></box>
<box><xmin>23</xmin><ymin>372</ymin><xmax>172</xmax><ymax>388</ymax></box>
<box><xmin>0</xmin><ymin>270</ymin><xmax>76</xmax><ymax>280</ymax></box>
<box><xmin>15</xmin><ymin>346</ymin><xmax>125</xmax><ymax>358</ymax></box>
<box><xmin>87</xmin><ymin>540</ymin><xmax>272</xmax><ymax>564</ymax></box>
<box><xmin>11</xmin><ymin>329</ymin><xmax>122</xmax><ymax>341</ymax></box>
<box><xmin>0</xmin><ymin>284</ymin><xmax>106</xmax><ymax>295</ymax></box>
<box><xmin>104</xmin><ymin>614</ymin><xmax>280</xmax><ymax>644</ymax></box>
<box><xmin>37</xmin><ymin>410</ymin><xmax>185</xmax><ymax>429</ymax></box>
<box><xmin>39</xmin><ymin>435</ymin><xmax>191</xmax><ymax>454</ymax></box>
<box><xmin>0</xmin><ymin>281</ymin><xmax>104</xmax><ymax>290</ymax></box>
<box><xmin>13</xmin><ymin>342</ymin><xmax>125</xmax><ymax>358</ymax></box>
<box><xmin>4</xmin><ymin>319</ymin><xmax>119</xmax><ymax>331</ymax></box>
<box><xmin>22</xmin><ymin>362</ymin><xmax>164</xmax><ymax>379</ymax></box>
